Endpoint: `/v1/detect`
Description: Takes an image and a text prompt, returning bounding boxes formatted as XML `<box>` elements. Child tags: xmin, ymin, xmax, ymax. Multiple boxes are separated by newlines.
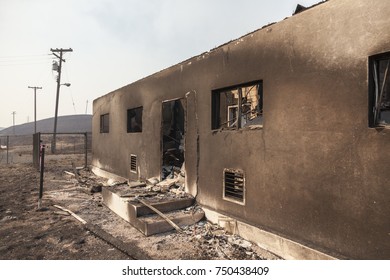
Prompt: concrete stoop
<box><xmin>102</xmin><ymin>186</ymin><xmax>204</xmax><ymax>236</ymax></box>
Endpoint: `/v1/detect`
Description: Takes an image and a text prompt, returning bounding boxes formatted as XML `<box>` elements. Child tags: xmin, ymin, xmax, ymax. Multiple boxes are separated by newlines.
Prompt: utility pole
<box><xmin>51</xmin><ymin>48</ymin><xmax>73</xmax><ymax>153</ymax></box>
<box><xmin>11</xmin><ymin>111</ymin><xmax>16</xmax><ymax>135</ymax></box>
<box><xmin>28</xmin><ymin>86</ymin><xmax>42</xmax><ymax>134</ymax></box>
<box><xmin>85</xmin><ymin>100</ymin><xmax>88</xmax><ymax>114</ymax></box>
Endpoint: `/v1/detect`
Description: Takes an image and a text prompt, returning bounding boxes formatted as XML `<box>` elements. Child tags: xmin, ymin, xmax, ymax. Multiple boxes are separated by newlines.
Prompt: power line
<box><xmin>0</xmin><ymin>54</ymin><xmax>53</xmax><ymax>63</ymax></box>
<box><xmin>0</xmin><ymin>53</ymin><xmax>52</xmax><ymax>59</ymax></box>
<box><xmin>63</xmin><ymin>64</ymin><xmax>77</xmax><ymax>114</ymax></box>
<box><xmin>0</xmin><ymin>60</ymin><xmax>52</xmax><ymax>67</ymax></box>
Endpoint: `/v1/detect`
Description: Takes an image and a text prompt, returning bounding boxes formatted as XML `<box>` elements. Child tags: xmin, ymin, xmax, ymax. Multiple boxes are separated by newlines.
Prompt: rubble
<box><xmin>59</xmin><ymin>164</ymin><xmax>279</xmax><ymax>259</ymax></box>
<box><xmin>102</xmin><ymin>175</ymin><xmax>189</xmax><ymax>201</ymax></box>
<box><xmin>177</xmin><ymin>220</ymin><xmax>272</xmax><ymax>260</ymax></box>
<box><xmin>146</xmin><ymin>177</ymin><xmax>159</xmax><ymax>186</ymax></box>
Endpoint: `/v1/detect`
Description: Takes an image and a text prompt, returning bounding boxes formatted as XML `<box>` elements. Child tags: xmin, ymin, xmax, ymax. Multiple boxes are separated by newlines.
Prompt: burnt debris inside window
<box><xmin>212</xmin><ymin>81</ymin><xmax>263</xmax><ymax>130</ymax></box>
<box><xmin>370</xmin><ymin>53</ymin><xmax>390</xmax><ymax>127</ymax></box>
<box><xmin>127</xmin><ymin>107</ymin><xmax>143</xmax><ymax>133</ymax></box>
<box><xmin>100</xmin><ymin>113</ymin><xmax>109</xmax><ymax>133</ymax></box>
<box><xmin>161</xmin><ymin>99</ymin><xmax>186</xmax><ymax>180</ymax></box>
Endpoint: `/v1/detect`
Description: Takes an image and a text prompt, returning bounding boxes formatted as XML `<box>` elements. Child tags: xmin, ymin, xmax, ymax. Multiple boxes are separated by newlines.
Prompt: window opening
<box><xmin>100</xmin><ymin>114</ymin><xmax>109</xmax><ymax>133</ymax></box>
<box><xmin>223</xmin><ymin>168</ymin><xmax>245</xmax><ymax>204</ymax></box>
<box><xmin>127</xmin><ymin>107</ymin><xmax>143</xmax><ymax>133</ymax></box>
<box><xmin>370</xmin><ymin>53</ymin><xmax>390</xmax><ymax>127</ymax></box>
<box><xmin>212</xmin><ymin>81</ymin><xmax>263</xmax><ymax>130</ymax></box>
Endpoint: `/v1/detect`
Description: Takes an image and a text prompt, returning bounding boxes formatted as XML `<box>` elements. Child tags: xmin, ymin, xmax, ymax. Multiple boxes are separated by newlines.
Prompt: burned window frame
<box><xmin>211</xmin><ymin>80</ymin><xmax>263</xmax><ymax>131</ymax></box>
<box><xmin>369</xmin><ymin>52</ymin><xmax>390</xmax><ymax>127</ymax></box>
<box><xmin>100</xmin><ymin>113</ymin><xmax>109</xmax><ymax>133</ymax></box>
<box><xmin>127</xmin><ymin>106</ymin><xmax>143</xmax><ymax>133</ymax></box>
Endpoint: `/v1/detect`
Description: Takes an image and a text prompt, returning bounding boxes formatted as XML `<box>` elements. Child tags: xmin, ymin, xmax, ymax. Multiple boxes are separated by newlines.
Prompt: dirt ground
<box><xmin>0</xmin><ymin>155</ymin><xmax>280</xmax><ymax>260</ymax></box>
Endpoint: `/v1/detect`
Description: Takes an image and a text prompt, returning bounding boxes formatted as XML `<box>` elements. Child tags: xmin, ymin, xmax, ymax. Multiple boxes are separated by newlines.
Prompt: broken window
<box><xmin>212</xmin><ymin>81</ymin><xmax>263</xmax><ymax>130</ymax></box>
<box><xmin>369</xmin><ymin>52</ymin><xmax>390</xmax><ymax>127</ymax></box>
<box><xmin>223</xmin><ymin>168</ymin><xmax>245</xmax><ymax>204</ymax></box>
<box><xmin>127</xmin><ymin>107</ymin><xmax>143</xmax><ymax>133</ymax></box>
<box><xmin>100</xmin><ymin>113</ymin><xmax>109</xmax><ymax>133</ymax></box>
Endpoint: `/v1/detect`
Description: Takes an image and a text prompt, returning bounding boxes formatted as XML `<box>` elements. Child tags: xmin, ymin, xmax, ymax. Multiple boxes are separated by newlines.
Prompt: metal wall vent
<box><xmin>223</xmin><ymin>168</ymin><xmax>245</xmax><ymax>204</ymax></box>
<box><xmin>130</xmin><ymin>154</ymin><xmax>137</xmax><ymax>173</ymax></box>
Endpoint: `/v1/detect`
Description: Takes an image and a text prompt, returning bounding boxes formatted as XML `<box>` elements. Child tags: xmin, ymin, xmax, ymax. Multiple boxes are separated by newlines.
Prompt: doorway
<box><xmin>161</xmin><ymin>98</ymin><xmax>186</xmax><ymax>180</ymax></box>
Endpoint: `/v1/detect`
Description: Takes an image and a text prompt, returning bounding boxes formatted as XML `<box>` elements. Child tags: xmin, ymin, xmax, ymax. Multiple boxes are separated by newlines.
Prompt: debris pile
<box><xmin>61</xmin><ymin>165</ymin><xmax>279</xmax><ymax>260</ymax></box>
<box><xmin>181</xmin><ymin>221</ymin><xmax>266</xmax><ymax>260</ymax></box>
<box><xmin>103</xmin><ymin>174</ymin><xmax>189</xmax><ymax>203</ymax></box>
<box><xmin>63</xmin><ymin>167</ymin><xmax>106</xmax><ymax>194</ymax></box>
<box><xmin>0</xmin><ymin>209</ymin><xmax>17</xmax><ymax>222</ymax></box>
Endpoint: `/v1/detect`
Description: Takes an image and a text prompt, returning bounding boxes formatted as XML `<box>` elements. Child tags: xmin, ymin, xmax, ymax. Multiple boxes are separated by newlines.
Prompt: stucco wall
<box><xmin>93</xmin><ymin>0</ymin><xmax>390</xmax><ymax>259</ymax></box>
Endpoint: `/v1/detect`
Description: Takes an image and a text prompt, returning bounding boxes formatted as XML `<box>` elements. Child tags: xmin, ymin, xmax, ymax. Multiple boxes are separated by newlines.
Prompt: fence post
<box><xmin>6</xmin><ymin>136</ymin><xmax>9</xmax><ymax>164</ymax></box>
<box><xmin>38</xmin><ymin>145</ymin><xmax>45</xmax><ymax>209</ymax></box>
<box><xmin>33</xmin><ymin>132</ymin><xmax>41</xmax><ymax>169</ymax></box>
<box><xmin>84</xmin><ymin>132</ymin><xmax>88</xmax><ymax>168</ymax></box>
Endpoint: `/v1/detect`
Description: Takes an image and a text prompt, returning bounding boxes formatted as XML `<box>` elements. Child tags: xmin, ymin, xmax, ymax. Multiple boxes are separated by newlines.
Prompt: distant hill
<box><xmin>0</xmin><ymin>115</ymin><xmax>92</xmax><ymax>136</ymax></box>
<box><xmin>0</xmin><ymin>127</ymin><xmax>4</xmax><ymax>131</ymax></box>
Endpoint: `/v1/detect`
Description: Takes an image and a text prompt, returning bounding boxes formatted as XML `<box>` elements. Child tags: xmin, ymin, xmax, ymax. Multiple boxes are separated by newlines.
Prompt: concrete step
<box><xmin>137</xmin><ymin>209</ymin><xmax>204</xmax><ymax>236</ymax></box>
<box><xmin>102</xmin><ymin>186</ymin><xmax>203</xmax><ymax>236</ymax></box>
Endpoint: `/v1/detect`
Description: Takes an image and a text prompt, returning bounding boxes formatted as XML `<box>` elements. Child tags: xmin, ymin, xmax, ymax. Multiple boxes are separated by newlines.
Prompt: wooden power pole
<box><xmin>51</xmin><ymin>48</ymin><xmax>73</xmax><ymax>153</ymax></box>
<box><xmin>11</xmin><ymin>111</ymin><xmax>16</xmax><ymax>135</ymax></box>
<box><xmin>28</xmin><ymin>86</ymin><xmax>42</xmax><ymax>134</ymax></box>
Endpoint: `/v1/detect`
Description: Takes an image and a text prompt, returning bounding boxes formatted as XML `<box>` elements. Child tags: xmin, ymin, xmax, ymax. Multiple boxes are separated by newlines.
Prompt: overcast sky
<box><xmin>0</xmin><ymin>0</ymin><xmax>321</xmax><ymax>128</ymax></box>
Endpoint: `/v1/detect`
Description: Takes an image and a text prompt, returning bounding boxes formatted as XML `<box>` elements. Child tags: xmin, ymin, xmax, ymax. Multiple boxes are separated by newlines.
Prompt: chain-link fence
<box><xmin>0</xmin><ymin>133</ymin><xmax>92</xmax><ymax>167</ymax></box>
<box><xmin>0</xmin><ymin>134</ymin><xmax>34</xmax><ymax>164</ymax></box>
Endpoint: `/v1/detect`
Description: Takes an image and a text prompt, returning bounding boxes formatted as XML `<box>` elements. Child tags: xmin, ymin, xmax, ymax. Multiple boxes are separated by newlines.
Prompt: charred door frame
<box><xmin>160</xmin><ymin>98</ymin><xmax>186</xmax><ymax>181</ymax></box>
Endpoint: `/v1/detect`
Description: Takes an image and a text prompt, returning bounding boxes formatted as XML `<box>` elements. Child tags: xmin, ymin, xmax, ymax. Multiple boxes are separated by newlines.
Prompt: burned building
<box><xmin>92</xmin><ymin>0</ymin><xmax>390</xmax><ymax>259</ymax></box>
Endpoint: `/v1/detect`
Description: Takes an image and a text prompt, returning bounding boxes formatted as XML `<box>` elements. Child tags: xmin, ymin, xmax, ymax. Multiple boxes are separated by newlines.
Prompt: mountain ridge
<box><xmin>0</xmin><ymin>115</ymin><xmax>92</xmax><ymax>136</ymax></box>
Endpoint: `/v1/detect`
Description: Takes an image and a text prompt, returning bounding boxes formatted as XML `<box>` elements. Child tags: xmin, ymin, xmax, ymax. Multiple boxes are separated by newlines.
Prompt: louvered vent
<box><xmin>223</xmin><ymin>169</ymin><xmax>245</xmax><ymax>204</ymax></box>
<box><xmin>130</xmin><ymin>154</ymin><xmax>137</xmax><ymax>173</ymax></box>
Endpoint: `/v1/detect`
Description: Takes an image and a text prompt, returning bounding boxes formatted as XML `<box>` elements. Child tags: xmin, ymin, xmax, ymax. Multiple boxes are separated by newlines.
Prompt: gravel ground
<box><xmin>0</xmin><ymin>155</ymin><xmax>281</xmax><ymax>260</ymax></box>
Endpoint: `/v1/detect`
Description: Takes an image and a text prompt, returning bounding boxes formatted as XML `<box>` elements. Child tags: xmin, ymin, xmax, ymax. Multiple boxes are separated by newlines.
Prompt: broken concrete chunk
<box><xmin>156</xmin><ymin>178</ymin><xmax>179</xmax><ymax>188</ymax></box>
<box><xmin>152</xmin><ymin>185</ymin><xmax>169</xmax><ymax>193</ymax></box>
<box><xmin>146</xmin><ymin>177</ymin><xmax>160</xmax><ymax>186</ymax></box>
<box><xmin>0</xmin><ymin>216</ymin><xmax>17</xmax><ymax>222</ymax></box>
<box><xmin>107</xmin><ymin>178</ymin><xmax>118</xmax><ymax>186</ymax></box>
<box><xmin>228</xmin><ymin>236</ymin><xmax>252</xmax><ymax>249</ymax></box>
<box><xmin>106</xmin><ymin>178</ymin><xmax>127</xmax><ymax>187</ymax></box>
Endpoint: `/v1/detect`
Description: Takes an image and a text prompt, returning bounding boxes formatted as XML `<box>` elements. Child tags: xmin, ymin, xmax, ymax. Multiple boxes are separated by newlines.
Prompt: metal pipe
<box><xmin>6</xmin><ymin>136</ymin><xmax>9</xmax><ymax>164</ymax></box>
<box><xmin>84</xmin><ymin>132</ymin><xmax>88</xmax><ymax>168</ymax></box>
<box><xmin>38</xmin><ymin>145</ymin><xmax>45</xmax><ymax>209</ymax></box>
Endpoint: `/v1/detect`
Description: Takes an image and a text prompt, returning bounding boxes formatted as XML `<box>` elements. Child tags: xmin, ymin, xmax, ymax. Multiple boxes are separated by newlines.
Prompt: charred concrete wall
<box><xmin>93</xmin><ymin>0</ymin><xmax>390</xmax><ymax>259</ymax></box>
